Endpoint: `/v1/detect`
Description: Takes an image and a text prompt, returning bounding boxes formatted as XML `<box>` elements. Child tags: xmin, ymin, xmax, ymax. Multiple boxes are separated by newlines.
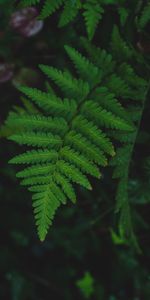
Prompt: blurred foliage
<box><xmin>76</xmin><ymin>272</ymin><xmax>95</xmax><ymax>299</ymax></box>
<box><xmin>0</xmin><ymin>0</ymin><xmax>150</xmax><ymax>299</ymax></box>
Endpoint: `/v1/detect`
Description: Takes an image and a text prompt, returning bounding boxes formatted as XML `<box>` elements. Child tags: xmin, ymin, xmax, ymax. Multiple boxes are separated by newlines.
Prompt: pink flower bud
<box><xmin>0</xmin><ymin>63</ymin><xmax>13</xmax><ymax>83</ymax></box>
<box><xmin>10</xmin><ymin>7</ymin><xmax>43</xmax><ymax>37</ymax></box>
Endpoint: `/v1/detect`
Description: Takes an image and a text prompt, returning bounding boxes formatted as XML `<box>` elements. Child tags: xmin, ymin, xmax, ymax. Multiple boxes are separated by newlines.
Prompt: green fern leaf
<box><xmin>91</xmin><ymin>86</ymin><xmax>131</xmax><ymax>122</ymax></box>
<box><xmin>117</xmin><ymin>63</ymin><xmax>147</xmax><ymax>100</ymax></box>
<box><xmin>28</xmin><ymin>185</ymin><xmax>48</xmax><ymax>193</ymax></box>
<box><xmin>16</xmin><ymin>164</ymin><xmax>55</xmax><ymax>178</ymax></box>
<box><xmin>72</xmin><ymin>116</ymin><xmax>115</xmax><ymax>155</ymax></box>
<box><xmin>8</xmin><ymin>132</ymin><xmax>62</xmax><ymax>148</ymax></box>
<box><xmin>17</xmin><ymin>86</ymin><xmax>77</xmax><ymax>117</ymax></box>
<box><xmin>8</xmin><ymin>44</ymin><xmax>141</xmax><ymax>241</ymax></box>
<box><xmin>64</xmin><ymin>45</ymin><xmax>101</xmax><ymax>87</ymax></box>
<box><xmin>39</xmin><ymin>65</ymin><xmax>90</xmax><ymax>101</ymax></box>
<box><xmin>81</xmin><ymin>101</ymin><xmax>134</xmax><ymax>130</ymax></box>
<box><xmin>118</xmin><ymin>6</ymin><xmax>129</xmax><ymax>26</ymax></box>
<box><xmin>33</xmin><ymin>187</ymin><xmax>60</xmax><ymax>241</ymax></box>
<box><xmin>6</xmin><ymin>113</ymin><xmax>68</xmax><ymax>135</ymax></box>
<box><xmin>105</xmin><ymin>74</ymin><xmax>130</xmax><ymax>98</ymax></box>
<box><xmin>111</xmin><ymin>25</ymin><xmax>133</xmax><ymax>60</ymax></box>
<box><xmin>60</xmin><ymin>146</ymin><xmax>101</xmax><ymax>177</ymax></box>
<box><xmin>21</xmin><ymin>176</ymin><xmax>51</xmax><ymax>186</ymax></box>
<box><xmin>55</xmin><ymin>173</ymin><xmax>76</xmax><ymax>203</ymax></box>
<box><xmin>83</xmin><ymin>0</ymin><xmax>104</xmax><ymax>40</ymax></box>
<box><xmin>138</xmin><ymin>3</ymin><xmax>150</xmax><ymax>29</ymax></box>
<box><xmin>9</xmin><ymin>149</ymin><xmax>58</xmax><ymax>164</ymax></box>
<box><xmin>50</xmin><ymin>182</ymin><xmax>67</xmax><ymax>204</ymax></box>
<box><xmin>40</xmin><ymin>0</ymin><xmax>63</xmax><ymax>19</ymax></box>
<box><xmin>58</xmin><ymin>0</ymin><xmax>79</xmax><ymax>27</ymax></box>
<box><xmin>58</xmin><ymin>160</ymin><xmax>92</xmax><ymax>190</ymax></box>
<box><xmin>65</xmin><ymin>131</ymin><xmax>107</xmax><ymax>166</ymax></box>
<box><xmin>80</xmin><ymin>37</ymin><xmax>115</xmax><ymax>77</ymax></box>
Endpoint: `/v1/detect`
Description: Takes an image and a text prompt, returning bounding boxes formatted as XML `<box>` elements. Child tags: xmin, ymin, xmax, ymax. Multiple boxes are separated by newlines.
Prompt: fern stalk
<box><xmin>115</xmin><ymin>80</ymin><xmax>150</xmax><ymax>252</ymax></box>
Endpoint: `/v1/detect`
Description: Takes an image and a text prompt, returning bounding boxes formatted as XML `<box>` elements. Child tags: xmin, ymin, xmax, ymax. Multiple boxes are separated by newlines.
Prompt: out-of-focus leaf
<box><xmin>76</xmin><ymin>272</ymin><xmax>95</xmax><ymax>299</ymax></box>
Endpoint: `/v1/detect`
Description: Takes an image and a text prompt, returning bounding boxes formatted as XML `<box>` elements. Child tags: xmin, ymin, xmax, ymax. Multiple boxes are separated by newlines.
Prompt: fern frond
<box><xmin>50</xmin><ymin>182</ymin><xmax>67</xmax><ymax>204</ymax></box>
<box><xmin>81</xmin><ymin>101</ymin><xmax>133</xmax><ymax>130</ymax></box>
<box><xmin>138</xmin><ymin>3</ymin><xmax>150</xmax><ymax>29</ymax></box>
<box><xmin>17</xmin><ymin>86</ymin><xmax>77</xmax><ymax>117</ymax></box>
<box><xmin>19</xmin><ymin>0</ymin><xmax>103</xmax><ymax>39</ymax></box>
<box><xmin>91</xmin><ymin>87</ymin><xmax>131</xmax><ymax>121</ymax></box>
<box><xmin>64</xmin><ymin>45</ymin><xmax>101</xmax><ymax>87</ymax></box>
<box><xmin>39</xmin><ymin>65</ymin><xmax>89</xmax><ymax>101</ymax></box>
<box><xmin>19</xmin><ymin>0</ymin><xmax>129</xmax><ymax>43</ymax></box>
<box><xmin>82</xmin><ymin>34</ymin><xmax>146</xmax><ymax>102</ymax></box>
<box><xmin>65</xmin><ymin>131</ymin><xmax>107</xmax><ymax>166</ymax></box>
<box><xmin>16</xmin><ymin>164</ymin><xmax>54</xmax><ymax>178</ymax></box>
<box><xmin>8</xmin><ymin>44</ymin><xmax>142</xmax><ymax>241</ymax></box>
<box><xmin>118</xmin><ymin>6</ymin><xmax>129</xmax><ymax>26</ymax></box>
<box><xmin>33</xmin><ymin>187</ymin><xmax>60</xmax><ymax>241</ymax></box>
<box><xmin>55</xmin><ymin>173</ymin><xmax>76</xmax><ymax>203</ymax></box>
<box><xmin>111</xmin><ymin>25</ymin><xmax>133</xmax><ymax>60</ymax></box>
<box><xmin>60</xmin><ymin>146</ymin><xmax>101</xmax><ymax>177</ymax></box>
<box><xmin>105</xmin><ymin>74</ymin><xmax>130</xmax><ymax>98</ymax></box>
<box><xmin>21</xmin><ymin>176</ymin><xmax>51</xmax><ymax>186</ymax></box>
<box><xmin>72</xmin><ymin>116</ymin><xmax>115</xmax><ymax>155</ymax></box>
<box><xmin>109</xmin><ymin>131</ymin><xmax>136</xmax><ymax>144</ymax></box>
<box><xmin>6</xmin><ymin>113</ymin><xmax>68</xmax><ymax>135</ymax></box>
<box><xmin>58</xmin><ymin>0</ymin><xmax>78</xmax><ymax>27</ymax></box>
<box><xmin>117</xmin><ymin>63</ymin><xmax>147</xmax><ymax>100</ymax></box>
<box><xmin>83</xmin><ymin>0</ymin><xmax>104</xmax><ymax>40</ymax></box>
<box><xmin>9</xmin><ymin>149</ymin><xmax>58</xmax><ymax>164</ymax></box>
<box><xmin>28</xmin><ymin>185</ymin><xmax>48</xmax><ymax>193</ymax></box>
<box><xmin>8</xmin><ymin>132</ymin><xmax>62</xmax><ymax>148</ymax></box>
<box><xmin>40</xmin><ymin>0</ymin><xmax>63</xmax><ymax>19</ymax></box>
<box><xmin>20</xmin><ymin>97</ymin><xmax>40</xmax><ymax>115</ymax></box>
<box><xmin>81</xmin><ymin>37</ymin><xmax>115</xmax><ymax>76</ymax></box>
<box><xmin>58</xmin><ymin>160</ymin><xmax>92</xmax><ymax>190</ymax></box>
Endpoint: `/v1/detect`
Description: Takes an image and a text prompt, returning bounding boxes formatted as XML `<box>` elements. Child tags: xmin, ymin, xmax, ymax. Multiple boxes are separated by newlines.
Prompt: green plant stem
<box><xmin>117</xmin><ymin>79</ymin><xmax>150</xmax><ymax>252</ymax></box>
